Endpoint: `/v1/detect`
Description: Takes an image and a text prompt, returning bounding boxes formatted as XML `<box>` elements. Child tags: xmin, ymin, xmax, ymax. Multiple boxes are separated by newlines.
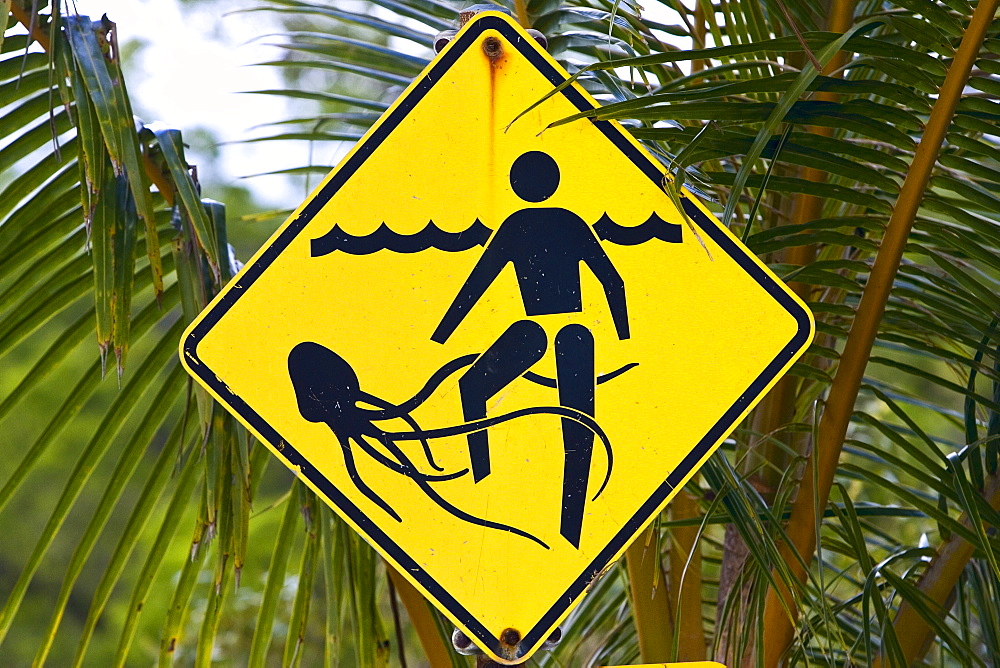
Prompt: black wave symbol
<box><xmin>593</xmin><ymin>211</ymin><xmax>683</xmax><ymax>245</ymax></box>
<box><xmin>311</xmin><ymin>212</ymin><xmax>682</xmax><ymax>256</ymax></box>
<box><xmin>311</xmin><ymin>219</ymin><xmax>493</xmax><ymax>256</ymax></box>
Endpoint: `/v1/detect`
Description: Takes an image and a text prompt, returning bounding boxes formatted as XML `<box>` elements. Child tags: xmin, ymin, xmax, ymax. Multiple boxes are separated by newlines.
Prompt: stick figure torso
<box><xmin>432</xmin><ymin>151</ymin><xmax>629</xmax><ymax>343</ymax></box>
<box><xmin>431</xmin><ymin>150</ymin><xmax>628</xmax><ymax>548</ymax></box>
<box><xmin>482</xmin><ymin>208</ymin><xmax>596</xmax><ymax>315</ymax></box>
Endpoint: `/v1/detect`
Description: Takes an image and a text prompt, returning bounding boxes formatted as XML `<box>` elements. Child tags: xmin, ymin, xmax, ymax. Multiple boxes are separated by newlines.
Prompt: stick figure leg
<box><xmin>556</xmin><ymin>324</ymin><xmax>596</xmax><ymax>548</ymax></box>
<box><xmin>459</xmin><ymin>320</ymin><xmax>546</xmax><ymax>482</ymax></box>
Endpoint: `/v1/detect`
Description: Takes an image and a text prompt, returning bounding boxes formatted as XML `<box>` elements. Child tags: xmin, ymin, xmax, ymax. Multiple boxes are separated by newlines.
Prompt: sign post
<box><xmin>181</xmin><ymin>11</ymin><xmax>813</xmax><ymax>664</ymax></box>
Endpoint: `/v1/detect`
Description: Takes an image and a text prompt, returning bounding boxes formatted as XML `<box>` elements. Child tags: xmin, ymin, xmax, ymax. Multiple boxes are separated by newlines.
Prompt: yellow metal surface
<box><xmin>180</xmin><ymin>12</ymin><xmax>812</xmax><ymax>664</ymax></box>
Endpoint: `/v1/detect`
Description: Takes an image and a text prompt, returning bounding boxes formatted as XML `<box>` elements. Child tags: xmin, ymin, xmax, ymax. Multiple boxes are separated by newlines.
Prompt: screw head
<box><xmin>452</xmin><ymin>628</ymin><xmax>481</xmax><ymax>655</ymax></box>
<box><xmin>525</xmin><ymin>28</ymin><xmax>548</xmax><ymax>50</ymax></box>
<box><xmin>500</xmin><ymin>627</ymin><xmax>521</xmax><ymax>646</ymax></box>
<box><xmin>482</xmin><ymin>36</ymin><xmax>503</xmax><ymax>60</ymax></box>
<box><xmin>433</xmin><ymin>29</ymin><xmax>456</xmax><ymax>53</ymax></box>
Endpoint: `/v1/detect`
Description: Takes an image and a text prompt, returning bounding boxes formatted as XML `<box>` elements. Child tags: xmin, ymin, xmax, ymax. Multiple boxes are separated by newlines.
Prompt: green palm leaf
<box><xmin>6</xmin><ymin>0</ymin><xmax>1000</xmax><ymax>664</ymax></box>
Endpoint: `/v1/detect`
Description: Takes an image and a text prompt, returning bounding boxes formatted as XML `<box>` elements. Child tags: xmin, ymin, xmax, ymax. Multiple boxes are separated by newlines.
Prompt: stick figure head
<box><xmin>510</xmin><ymin>151</ymin><xmax>559</xmax><ymax>202</ymax></box>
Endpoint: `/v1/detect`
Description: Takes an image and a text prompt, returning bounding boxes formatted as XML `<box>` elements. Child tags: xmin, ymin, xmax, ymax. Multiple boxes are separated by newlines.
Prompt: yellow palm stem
<box><xmin>513</xmin><ymin>0</ymin><xmax>531</xmax><ymax>29</ymax></box>
<box><xmin>875</xmin><ymin>473</ymin><xmax>1000</xmax><ymax>666</ymax></box>
<box><xmin>385</xmin><ymin>563</ymin><xmax>456</xmax><ymax>668</ymax></box>
<box><xmin>10</xmin><ymin>1</ymin><xmax>50</xmax><ymax>51</ymax></box>
<box><xmin>670</xmin><ymin>489</ymin><xmax>707</xmax><ymax>661</ymax></box>
<box><xmin>762</xmin><ymin>1</ymin><xmax>1000</xmax><ymax>664</ymax></box>
<box><xmin>626</xmin><ymin>525</ymin><xmax>674</xmax><ymax>662</ymax></box>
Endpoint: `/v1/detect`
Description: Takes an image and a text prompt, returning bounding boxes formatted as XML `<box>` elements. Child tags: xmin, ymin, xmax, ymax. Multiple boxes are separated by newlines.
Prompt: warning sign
<box><xmin>181</xmin><ymin>11</ymin><xmax>813</xmax><ymax>664</ymax></box>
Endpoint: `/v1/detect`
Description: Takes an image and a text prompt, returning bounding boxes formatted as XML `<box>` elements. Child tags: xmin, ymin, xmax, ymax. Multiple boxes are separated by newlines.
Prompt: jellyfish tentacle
<box><xmin>383</xmin><ymin>405</ymin><xmax>614</xmax><ymax>500</ymax></box>
<box><xmin>289</xmin><ymin>343</ymin><xmax>596</xmax><ymax>545</ymax></box>
<box><xmin>352</xmin><ymin>434</ymin><xmax>468</xmax><ymax>482</ymax></box>
<box><xmin>523</xmin><ymin>361</ymin><xmax>639</xmax><ymax>388</ymax></box>
<box><xmin>361</xmin><ymin>353</ymin><xmax>477</xmax><ymax>421</ymax></box>
<box><xmin>360</xmin><ymin>393</ymin><xmax>444</xmax><ymax>472</ymax></box>
<box><xmin>371</xmin><ymin>431</ymin><xmax>549</xmax><ymax>549</ymax></box>
<box><xmin>337</xmin><ymin>434</ymin><xmax>401</xmax><ymax>522</ymax></box>
<box><xmin>350</xmin><ymin>429</ymin><xmax>410</xmax><ymax>473</ymax></box>
<box><xmin>412</xmin><ymin>476</ymin><xmax>549</xmax><ymax>549</ymax></box>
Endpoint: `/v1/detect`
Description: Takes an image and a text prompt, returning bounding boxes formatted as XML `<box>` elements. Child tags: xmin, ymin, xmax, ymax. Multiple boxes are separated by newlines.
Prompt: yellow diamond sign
<box><xmin>180</xmin><ymin>11</ymin><xmax>813</xmax><ymax>665</ymax></box>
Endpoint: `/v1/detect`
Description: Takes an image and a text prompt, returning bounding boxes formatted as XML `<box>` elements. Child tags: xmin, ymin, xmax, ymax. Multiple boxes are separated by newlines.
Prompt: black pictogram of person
<box><xmin>431</xmin><ymin>150</ymin><xmax>629</xmax><ymax>548</ymax></box>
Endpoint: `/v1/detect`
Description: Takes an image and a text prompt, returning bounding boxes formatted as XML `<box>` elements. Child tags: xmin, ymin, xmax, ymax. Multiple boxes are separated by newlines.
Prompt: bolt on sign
<box><xmin>180</xmin><ymin>11</ymin><xmax>813</xmax><ymax>665</ymax></box>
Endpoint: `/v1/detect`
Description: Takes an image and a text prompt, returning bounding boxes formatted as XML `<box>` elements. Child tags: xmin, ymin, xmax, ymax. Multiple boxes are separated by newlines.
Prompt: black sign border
<box><xmin>182</xmin><ymin>13</ymin><xmax>813</xmax><ymax>662</ymax></box>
